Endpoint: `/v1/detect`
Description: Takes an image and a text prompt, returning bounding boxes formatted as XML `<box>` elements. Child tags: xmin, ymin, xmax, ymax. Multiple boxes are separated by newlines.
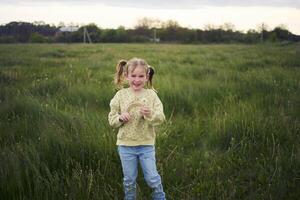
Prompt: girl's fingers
<box><xmin>140</xmin><ymin>107</ymin><xmax>151</xmax><ymax>116</ymax></box>
<box><xmin>141</xmin><ymin>110</ymin><xmax>150</xmax><ymax>115</ymax></box>
<box><xmin>141</xmin><ymin>106</ymin><xmax>150</xmax><ymax>112</ymax></box>
<box><xmin>121</xmin><ymin>113</ymin><xmax>130</xmax><ymax>122</ymax></box>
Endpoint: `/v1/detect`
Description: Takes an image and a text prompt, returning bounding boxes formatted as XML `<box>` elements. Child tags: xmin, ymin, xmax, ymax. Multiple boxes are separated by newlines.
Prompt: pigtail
<box><xmin>147</xmin><ymin>66</ymin><xmax>155</xmax><ymax>89</ymax></box>
<box><xmin>114</xmin><ymin>60</ymin><xmax>127</xmax><ymax>88</ymax></box>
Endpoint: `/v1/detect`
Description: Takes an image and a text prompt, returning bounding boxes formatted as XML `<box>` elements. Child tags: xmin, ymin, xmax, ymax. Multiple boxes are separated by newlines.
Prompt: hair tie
<box><xmin>147</xmin><ymin>66</ymin><xmax>155</xmax><ymax>76</ymax></box>
<box><xmin>120</xmin><ymin>60</ymin><xmax>127</xmax><ymax>69</ymax></box>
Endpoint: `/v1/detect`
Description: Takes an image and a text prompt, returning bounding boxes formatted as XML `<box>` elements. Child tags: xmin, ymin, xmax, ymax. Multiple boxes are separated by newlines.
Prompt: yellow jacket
<box><xmin>108</xmin><ymin>88</ymin><xmax>165</xmax><ymax>146</ymax></box>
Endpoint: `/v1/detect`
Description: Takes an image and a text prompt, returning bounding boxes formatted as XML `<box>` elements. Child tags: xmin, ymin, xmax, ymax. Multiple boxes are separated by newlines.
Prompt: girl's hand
<box><xmin>140</xmin><ymin>106</ymin><xmax>151</xmax><ymax>118</ymax></box>
<box><xmin>119</xmin><ymin>112</ymin><xmax>131</xmax><ymax>123</ymax></box>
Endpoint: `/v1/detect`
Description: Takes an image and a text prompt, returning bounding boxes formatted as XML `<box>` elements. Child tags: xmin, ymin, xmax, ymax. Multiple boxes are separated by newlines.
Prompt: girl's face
<box><xmin>126</xmin><ymin>65</ymin><xmax>148</xmax><ymax>92</ymax></box>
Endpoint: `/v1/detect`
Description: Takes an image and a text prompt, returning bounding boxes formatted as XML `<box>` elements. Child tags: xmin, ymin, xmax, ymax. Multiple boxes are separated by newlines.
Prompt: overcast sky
<box><xmin>1</xmin><ymin>0</ymin><xmax>300</xmax><ymax>34</ymax></box>
<box><xmin>2</xmin><ymin>0</ymin><xmax>300</xmax><ymax>8</ymax></box>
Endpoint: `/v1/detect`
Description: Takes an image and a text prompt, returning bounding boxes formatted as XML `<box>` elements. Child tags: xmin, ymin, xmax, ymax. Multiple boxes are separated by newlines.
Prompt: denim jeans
<box><xmin>118</xmin><ymin>145</ymin><xmax>166</xmax><ymax>200</ymax></box>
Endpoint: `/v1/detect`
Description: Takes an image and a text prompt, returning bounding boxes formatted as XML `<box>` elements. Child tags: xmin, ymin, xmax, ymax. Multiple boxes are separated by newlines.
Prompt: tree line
<box><xmin>0</xmin><ymin>19</ymin><xmax>299</xmax><ymax>44</ymax></box>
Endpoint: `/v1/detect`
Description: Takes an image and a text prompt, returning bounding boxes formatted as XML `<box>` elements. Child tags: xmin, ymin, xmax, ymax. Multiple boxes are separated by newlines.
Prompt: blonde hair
<box><xmin>114</xmin><ymin>58</ymin><xmax>155</xmax><ymax>90</ymax></box>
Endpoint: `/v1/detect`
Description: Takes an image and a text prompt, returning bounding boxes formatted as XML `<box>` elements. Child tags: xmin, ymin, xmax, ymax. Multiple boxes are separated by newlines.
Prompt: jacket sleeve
<box><xmin>144</xmin><ymin>92</ymin><xmax>165</xmax><ymax>126</ymax></box>
<box><xmin>108</xmin><ymin>92</ymin><xmax>123</xmax><ymax>128</ymax></box>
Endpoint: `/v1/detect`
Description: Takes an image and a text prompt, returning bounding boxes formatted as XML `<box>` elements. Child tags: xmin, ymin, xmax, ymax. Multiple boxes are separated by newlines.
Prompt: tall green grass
<box><xmin>0</xmin><ymin>43</ymin><xmax>299</xmax><ymax>199</ymax></box>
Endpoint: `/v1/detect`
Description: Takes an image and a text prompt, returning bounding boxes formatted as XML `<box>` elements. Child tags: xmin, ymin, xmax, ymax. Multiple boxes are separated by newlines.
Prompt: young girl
<box><xmin>108</xmin><ymin>58</ymin><xmax>166</xmax><ymax>200</ymax></box>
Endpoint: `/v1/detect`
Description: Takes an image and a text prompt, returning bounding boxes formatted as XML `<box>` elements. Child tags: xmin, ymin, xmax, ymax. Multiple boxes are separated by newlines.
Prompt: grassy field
<box><xmin>0</xmin><ymin>43</ymin><xmax>299</xmax><ymax>199</ymax></box>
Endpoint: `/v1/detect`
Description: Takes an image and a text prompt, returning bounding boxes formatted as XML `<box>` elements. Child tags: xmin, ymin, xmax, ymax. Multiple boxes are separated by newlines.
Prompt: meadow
<box><xmin>0</xmin><ymin>43</ymin><xmax>299</xmax><ymax>199</ymax></box>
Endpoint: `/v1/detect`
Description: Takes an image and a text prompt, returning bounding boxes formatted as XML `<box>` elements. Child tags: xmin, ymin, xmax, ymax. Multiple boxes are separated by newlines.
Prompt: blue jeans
<box><xmin>118</xmin><ymin>145</ymin><xmax>166</xmax><ymax>200</ymax></box>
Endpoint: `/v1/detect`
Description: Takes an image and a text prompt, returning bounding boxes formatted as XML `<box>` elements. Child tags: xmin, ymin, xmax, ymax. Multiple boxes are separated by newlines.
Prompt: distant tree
<box><xmin>268</xmin><ymin>32</ymin><xmax>278</xmax><ymax>42</ymax></box>
<box><xmin>78</xmin><ymin>23</ymin><xmax>101</xmax><ymax>42</ymax></box>
<box><xmin>135</xmin><ymin>17</ymin><xmax>162</xmax><ymax>29</ymax></box>
<box><xmin>34</xmin><ymin>23</ymin><xmax>57</xmax><ymax>37</ymax></box>
<box><xmin>272</xmin><ymin>25</ymin><xmax>291</xmax><ymax>41</ymax></box>
<box><xmin>115</xmin><ymin>26</ymin><xmax>129</xmax><ymax>42</ymax></box>
<box><xmin>0</xmin><ymin>21</ymin><xmax>57</xmax><ymax>43</ymax></box>
<box><xmin>221</xmin><ymin>22</ymin><xmax>236</xmax><ymax>32</ymax></box>
<box><xmin>134</xmin><ymin>18</ymin><xmax>157</xmax><ymax>38</ymax></box>
<box><xmin>159</xmin><ymin>20</ymin><xmax>181</xmax><ymax>42</ymax></box>
<box><xmin>4</xmin><ymin>22</ymin><xmax>33</xmax><ymax>42</ymax></box>
<box><xmin>29</xmin><ymin>32</ymin><xmax>47</xmax><ymax>43</ymax></box>
<box><xmin>195</xmin><ymin>29</ymin><xmax>204</xmax><ymax>42</ymax></box>
<box><xmin>245</xmin><ymin>29</ymin><xmax>260</xmax><ymax>43</ymax></box>
<box><xmin>101</xmin><ymin>29</ymin><xmax>118</xmax><ymax>42</ymax></box>
<box><xmin>257</xmin><ymin>22</ymin><xmax>269</xmax><ymax>42</ymax></box>
<box><xmin>77</xmin><ymin>24</ymin><xmax>101</xmax><ymax>42</ymax></box>
<box><xmin>162</xmin><ymin>20</ymin><xmax>180</xmax><ymax>29</ymax></box>
<box><xmin>181</xmin><ymin>28</ymin><xmax>197</xmax><ymax>43</ymax></box>
<box><xmin>203</xmin><ymin>24</ymin><xmax>217</xmax><ymax>31</ymax></box>
<box><xmin>55</xmin><ymin>32</ymin><xmax>73</xmax><ymax>43</ymax></box>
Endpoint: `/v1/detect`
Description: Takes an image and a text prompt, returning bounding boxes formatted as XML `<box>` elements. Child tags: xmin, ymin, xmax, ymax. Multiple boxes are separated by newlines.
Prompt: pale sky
<box><xmin>0</xmin><ymin>0</ymin><xmax>300</xmax><ymax>34</ymax></box>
